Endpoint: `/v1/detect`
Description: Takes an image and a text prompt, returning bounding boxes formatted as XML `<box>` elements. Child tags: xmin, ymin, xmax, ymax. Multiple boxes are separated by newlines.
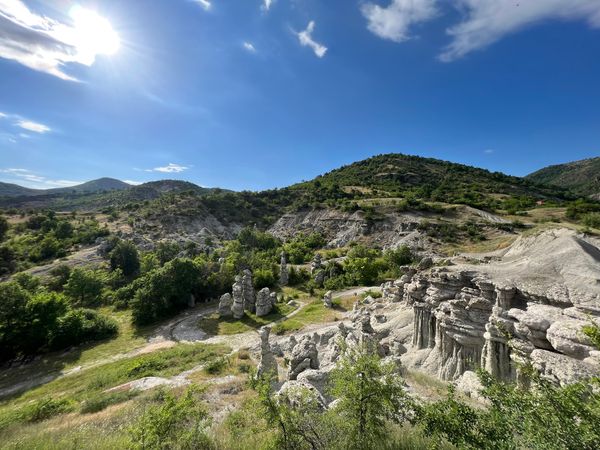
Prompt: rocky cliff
<box><xmin>394</xmin><ymin>228</ymin><xmax>600</xmax><ymax>386</ymax></box>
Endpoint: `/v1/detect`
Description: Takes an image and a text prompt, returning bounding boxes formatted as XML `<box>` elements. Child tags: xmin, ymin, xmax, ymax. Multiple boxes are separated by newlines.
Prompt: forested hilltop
<box><xmin>527</xmin><ymin>156</ymin><xmax>600</xmax><ymax>198</ymax></box>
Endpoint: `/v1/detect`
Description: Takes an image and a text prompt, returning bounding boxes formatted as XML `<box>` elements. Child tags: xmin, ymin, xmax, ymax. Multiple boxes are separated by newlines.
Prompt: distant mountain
<box><xmin>0</xmin><ymin>182</ymin><xmax>39</xmax><ymax>197</ymax></box>
<box><xmin>48</xmin><ymin>177</ymin><xmax>131</xmax><ymax>195</ymax></box>
<box><xmin>0</xmin><ymin>177</ymin><xmax>131</xmax><ymax>198</ymax></box>
<box><xmin>526</xmin><ymin>157</ymin><xmax>600</xmax><ymax>198</ymax></box>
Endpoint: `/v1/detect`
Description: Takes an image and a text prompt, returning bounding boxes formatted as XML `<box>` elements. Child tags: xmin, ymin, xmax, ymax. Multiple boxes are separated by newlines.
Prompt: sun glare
<box><xmin>69</xmin><ymin>5</ymin><xmax>120</xmax><ymax>57</ymax></box>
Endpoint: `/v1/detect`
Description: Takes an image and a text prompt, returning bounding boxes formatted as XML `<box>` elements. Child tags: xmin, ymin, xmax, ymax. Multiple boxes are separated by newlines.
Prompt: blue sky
<box><xmin>1</xmin><ymin>0</ymin><xmax>599</xmax><ymax>191</ymax></box>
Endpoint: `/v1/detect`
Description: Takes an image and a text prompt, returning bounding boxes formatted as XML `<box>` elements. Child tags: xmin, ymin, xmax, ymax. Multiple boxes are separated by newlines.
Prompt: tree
<box><xmin>0</xmin><ymin>215</ymin><xmax>8</xmax><ymax>241</ymax></box>
<box><xmin>54</xmin><ymin>221</ymin><xmax>74</xmax><ymax>239</ymax></box>
<box><xmin>109</xmin><ymin>241</ymin><xmax>140</xmax><ymax>277</ymax></box>
<box><xmin>0</xmin><ymin>282</ymin><xmax>29</xmax><ymax>361</ymax></box>
<box><xmin>131</xmin><ymin>258</ymin><xmax>201</xmax><ymax>325</ymax></box>
<box><xmin>0</xmin><ymin>245</ymin><xmax>16</xmax><ymax>275</ymax></box>
<box><xmin>127</xmin><ymin>387</ymin><xmax>212</xmax><ymax>450</ymax></box>
<box><xmin>64</xmin><ymin>268</ymin><xmax>104</xmax><ymax>307</ymax></box>
<box><xmin>328</xmin><ymin>344</ymin><xmax>411</xmax><ymax>449</ymax></box>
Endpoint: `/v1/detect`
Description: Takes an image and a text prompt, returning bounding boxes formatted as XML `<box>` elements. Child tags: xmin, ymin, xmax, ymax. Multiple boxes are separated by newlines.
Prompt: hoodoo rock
<box><xmin>279</xmin><ymin>252</ymin><xmax>289</xmax><ymax>286</ymax></box>
<box><xmin>256</xmin><ymin>287</ymin><xmax>274</xmax><ymax>317</ymax></box>
<box><xmin>242</xmin><ymin>269</ymin><xmax>255</xmax><ymax>313</ymax></box>
<box><xmin>231</xmin><ymin>275</ymin><xmax>245</xmax><ymax>319</ymax></box>
<box><xmin>218</xmin><ymin>293</ymin><xmax>233</xmax><ymax>318</ymax></box>
<box><xmin>257</xmin><ymin>327</ymin><xmax>278</xmax><ymax>378</ymax></box>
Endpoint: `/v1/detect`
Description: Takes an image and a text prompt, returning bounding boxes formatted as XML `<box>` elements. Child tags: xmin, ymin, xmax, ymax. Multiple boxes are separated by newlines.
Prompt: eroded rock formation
<box><xmin>218</xmin><ymin>293</ymin><xmax>233</xmax><ymax>318</ymax></box>
<box><xmin>231</xmin><ymin>275</ymin><xmax>245</xmax><ymax>319</ymax></box>
<box><xmin>242</xmin><ymin>269</ymin><xmax>255</xmax><ymax>313</ymax></box>
<box><xmin>396</xmin><ymin>229</ymin><xmax>600</xmax><ymax>385</ymax></box>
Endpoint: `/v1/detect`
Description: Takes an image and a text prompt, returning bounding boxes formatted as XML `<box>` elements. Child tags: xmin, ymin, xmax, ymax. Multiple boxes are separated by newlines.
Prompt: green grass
<box><xmin>271</xmin><ymin>296</ymin><xmax>354</xmax><ymax>335</ymax></box>
<box><xmin>197</xmin><ymin>302</ymin><xmax>297</xmax><ymax>336</ymax></box>
<box><xmin>0</xmin><ymin>309</ymin><xmax>152</xmax><ymax>394</ymax></box>
<box><xmin>0</xmin><ymin>342</ymin><xmax>229</xmax><ymax>431</ymax></box>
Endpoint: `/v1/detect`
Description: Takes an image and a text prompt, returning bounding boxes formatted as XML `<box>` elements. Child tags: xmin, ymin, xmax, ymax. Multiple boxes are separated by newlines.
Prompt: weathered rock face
<box><xmin>242</xmin><ymin>269</ymin><xmax>255</xmax><ymax>313</ymax></box>
<box><xmin>218</xmin><ymin>293</ymin><xmax>233</xmax><ymax>318</ymax></box>
<box><xmin>256</xmin><ymin>287</ymin><xmax>274</xmax><ymax>317</ymax></box>
<box><xmin>279</xmin><ymin>252</ymin><xmax>289</xmax><ymax>286</ymax></box>
<box><xmin>231</xmin><ymin>276</ymin><xmax>245</xmax><ymax>319</ymax></box>
<box><xmin>399</xmin><ymin>229</ymin><xmax>600</xmax><ymax>386</ymax></box>
<box><xmin>257</xmin><ymin>327</ymin><xmax>277</xmax><ymax>378</ymax></box>
<box><xmin>288</xmin><ymin>335</ymin><xmax>319</xmax><ymax>380</ymax></box>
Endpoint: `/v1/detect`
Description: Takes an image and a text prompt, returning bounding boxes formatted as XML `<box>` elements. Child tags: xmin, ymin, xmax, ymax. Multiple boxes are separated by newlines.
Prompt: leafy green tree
<box><xmin>128</xmin><ymin>388</ymin><xmax>212</xmax><ymax>450</ymax></box>
<box><xmin>329</xmin><ymin>344</ymin><xmax>411</xmax><ymax>449</ymax></box>
<box><xmin>155</xmin><ymin>241</ymin><xmax>181</xmax><ymax>266</ymax></box>
<box><xmin>0</xmin><ymin>215</ymin><xmax>8</xmax><ymax>241</ymax></box>
<box><xmin>109</xmin><ymin>240</ymin><xmax>140</xmax><ymax>277</ymax></box>
<box><xmin>0</xmin><ymin>282</ymin><xmax>29</xmax><ymax>361</ymax></box>
<box><xmin>130</xmin><ymin>258</ymin><xmax>201</xmax><ymax>325</ymax></box>
<box><xmin>13</xmin><ymin>272</ymin><xmax>41</xmax><ymax>293</ymax></box>
<box><xmin>54</xmin><ymin>220</ymin><xmax>74</xmax><ymax>239</ymax></box>
<box><xmin>46</xmin><ymin>264</ymin><xmax>71</xmax><ymax>291</ymax></box>
<box><xmin>0</xmin><ymin>245</ymin><xmax>16</xmax><ymax>275</ymax></box>
<box><xmin>64</xmin><ymin>268</ymin><xmax>104</xmax><ymax>307</ymax></box>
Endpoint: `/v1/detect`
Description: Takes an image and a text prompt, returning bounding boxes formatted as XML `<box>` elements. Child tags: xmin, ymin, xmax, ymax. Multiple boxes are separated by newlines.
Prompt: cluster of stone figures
<box><xmin>255</xmin><ymin>300</ymin><xmax>398</xmax><ymax>407</ymax></box>
<box><xmin>217</xmin><ymin>269</ymin><xmax>278</xmax><ymax>318</ymax></box>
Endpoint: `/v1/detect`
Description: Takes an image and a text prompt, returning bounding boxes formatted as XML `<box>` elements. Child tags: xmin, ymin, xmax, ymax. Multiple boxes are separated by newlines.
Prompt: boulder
<box><xmin>288</xmin><ymin>335</ymin><xmax>319</xmax><ymax>380</ymax></box>
<box><xmin>218</xmin><ymin>293</ymin><xmax>233</xmax><ymax>318</ymax></box>
<box><xmin>256</xmin><ymin>287</ymin><xmax>274</xmax><ymax>317</ymax></box>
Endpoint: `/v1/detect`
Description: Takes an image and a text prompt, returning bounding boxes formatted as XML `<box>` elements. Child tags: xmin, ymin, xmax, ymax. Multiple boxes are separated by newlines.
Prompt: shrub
<box><xmin>110</xmin><ymin>240</ymin><xmax>140</xmax><ymax>277</ymax></box>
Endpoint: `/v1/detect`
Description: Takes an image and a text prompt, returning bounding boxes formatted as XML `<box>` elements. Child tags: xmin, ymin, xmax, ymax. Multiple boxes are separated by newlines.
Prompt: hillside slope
<box><xmin>0</xmin><ymin>178</ymin><xmax>130</xmax><ymax>198</ymax></box>
<box><xmin>527</xmin><ymin>157</ymin><xmax>600</xmax><ymax>198</ymax></box>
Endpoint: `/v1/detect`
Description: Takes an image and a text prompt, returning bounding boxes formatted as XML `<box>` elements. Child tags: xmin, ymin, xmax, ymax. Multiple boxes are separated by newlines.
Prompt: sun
<box><xmin>69</xmin><ymin>6</ymin><xmax>120</xmax><ymax>58</ymax></box>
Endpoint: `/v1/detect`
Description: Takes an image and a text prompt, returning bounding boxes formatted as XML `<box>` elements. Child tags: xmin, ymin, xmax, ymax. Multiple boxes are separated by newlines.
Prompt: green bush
<box><xmin>582</xmin><ymin>212</ymin><xmax>600</xmax><ymax>229</ymax></box>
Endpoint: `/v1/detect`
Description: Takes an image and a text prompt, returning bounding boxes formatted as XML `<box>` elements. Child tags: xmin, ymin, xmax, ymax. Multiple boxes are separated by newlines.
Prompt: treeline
<box><xmin>0</xmin><ymin>276</ymin><xmax>117</xmax><ymax>363</ymax></box>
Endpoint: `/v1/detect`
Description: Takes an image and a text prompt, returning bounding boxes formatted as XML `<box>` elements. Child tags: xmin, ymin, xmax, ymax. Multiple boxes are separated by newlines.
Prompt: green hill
<box><xmin>526</xmin><ymin>157</ymin><xmax>600</xmax><ymax>198</ymax></box>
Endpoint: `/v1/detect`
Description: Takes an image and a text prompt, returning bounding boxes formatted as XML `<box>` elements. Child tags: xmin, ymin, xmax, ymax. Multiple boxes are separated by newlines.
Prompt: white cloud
<box><xmin>0</xmin><ymin>112</ymin><xmax>6</xmax><ymax>118</ymax></box>
<box><xmin>484</xmin><ymin>149</ymin><xmax>494</xmax><ymax>154</ymax></box>
<box><xmin>296</xmin><ymin>21</ymin><xmax>327</xmax><ymax>58</ymax></box>
<box><xmin>0</xmin><ymin>0</ymin><xmax>120</xmax><ymax>81</ymax></box>
<box><xmin>439</xmin><ymin>0</ymin><xmax>600</xmax><ymax>62</ymax></box>
<box><xmin>194</xmin><ymin>0</ymin><xmax>211</xmax><ymax>11</ymax></box>
<box><xmin>145</xmin><ymin>163</ymin><xmax>190</xmax><ymax>173</ymax></box>
<box><xmin>262</xmin><ymin>0</ymin><xmax>275</xmax><ymax>12</ymax></box>
<box><xmin>123</xmin><ymin>179</ymin><xmax>143</xmax><ymax>185</ymax></box>
<box><xmin>243</xmin><ymin>41</ymin><xmax>256</xmax><ymax>53</ymax></box>
<box><xmin>0</xmin><ymin>168</ymin><xmax>81</xmax><ymax>188</ymax></box>
<box><xmin>361</xmin><ymin>0</ymin><xmax>438</xmax><ymax>43</ymax></box>
<box><xmin>16</xmin><ymin>119</ymin><xmax>50</xmax><ymax>133</ymax></box>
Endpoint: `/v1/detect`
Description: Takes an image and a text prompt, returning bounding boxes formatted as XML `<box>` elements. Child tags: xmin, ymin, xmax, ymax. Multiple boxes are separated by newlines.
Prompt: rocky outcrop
<box><xmin>218</xmin><ymin>293</ymin><xmax>233</xmax><ymax>318</ymax></box>
<box><xmin>242</xmin><ymin>270</ymin><xmax>255</xmax><ymax>313</ymax></box>
<box><xmin>231</xmin><ymin>275</ymin><xmax>245</xmax><ymax>319</ymax></box>
<box><xmin>257</xmin><ymin>327</ymin><xmax>277</xmax><ymax>379</ymax></box>
<box><xmin>256</xmin><ymin>287</ymin><xmax>275</xmax><ymax>317</ymax></box>
<box><xmin>400</xmin><ymin>229</ymin><xmax>600</xmax><ymax>386</ymax></box>
<box><xmin>287</xmin><ymin>335</ymin><xmax>320</xmax><ymax>380</ymax></box>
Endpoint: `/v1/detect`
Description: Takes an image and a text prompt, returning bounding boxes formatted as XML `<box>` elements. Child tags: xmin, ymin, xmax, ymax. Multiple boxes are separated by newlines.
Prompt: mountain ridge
<box><xmin>526</xmin><ymin>156</ymin><xmax>600</xmax><ymax>198</ymax></box>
